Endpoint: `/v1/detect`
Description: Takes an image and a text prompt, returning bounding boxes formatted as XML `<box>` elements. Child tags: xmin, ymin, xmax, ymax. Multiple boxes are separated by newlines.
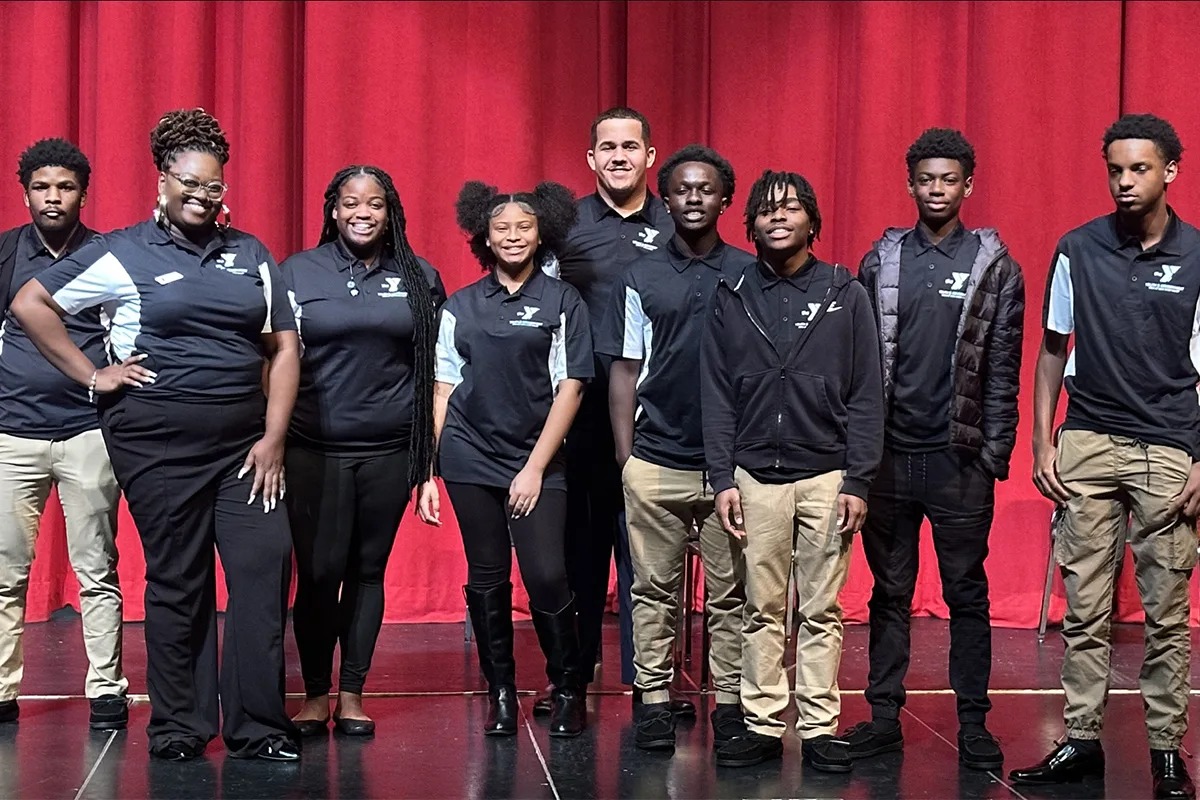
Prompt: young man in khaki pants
<box><xmin>1014</xmin><ymin>114</ymin><xmax>1198</xmax><ymax>800</ymax></box>
<box><xmin>600</xmin><ymin>144</ymin><xmax>755</xmax><ymax>753</ymax></box>
<box><xmin>0</xmin><ymin>139</ymin><xmax>125</xmax><ymax>729</ymax></box>
<box><xmin>701</xmin><ymin>169</ymin><xmax>883</xmax><ymax>770</ymax></box>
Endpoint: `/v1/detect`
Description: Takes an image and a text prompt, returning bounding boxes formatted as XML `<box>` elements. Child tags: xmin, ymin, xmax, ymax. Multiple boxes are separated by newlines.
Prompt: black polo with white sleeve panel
<box><xmin>596</xmin><ymin>237</ymin><xmax>755</xmax><ymax>471</ymax></box>
<box><xmin>0</xmin><ymin>223</ymin><xmax>105</xmax><ymax>439</ymax></box>
<box><xmin>1043</xmin><ymin>210</ymin><xmax>1200</xmax><ymax>458</ymax></box>
<box><xmin>281</xmin><ymin>240</ymin><xmax>446</xmax><ymax>456</ymax></box>
<box><xmin>435</xmin><ymin>268</ymin><xmax>594</xmax><ymax>490</ymax></box>
<box><xmin>34</xmin><ymin>218</ymin><xmax>295</xmax><ymax>401</ymax></box>
<box><xmin>890</xmin><ymin>223</ymin><xmax>981</xmax><ymax>451</ymax></box>
<box><xmin>555</xmin><ymin>191</ymin><xmax>675</xmax><ymax>336</ymax></box>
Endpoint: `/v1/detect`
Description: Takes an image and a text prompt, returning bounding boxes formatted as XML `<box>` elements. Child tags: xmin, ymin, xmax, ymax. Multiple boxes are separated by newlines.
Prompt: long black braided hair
<box><xmin>319</xmin><ymin>165</ymin><xmax>438</xmax><ymax>488</ymax></box>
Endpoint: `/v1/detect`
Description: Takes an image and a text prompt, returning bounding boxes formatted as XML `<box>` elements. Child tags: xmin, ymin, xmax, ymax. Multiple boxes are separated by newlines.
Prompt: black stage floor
<box><xmin>6</xmin><ymin>613</ymin><xmax>1199</xmax><ymax>799</ymax></box>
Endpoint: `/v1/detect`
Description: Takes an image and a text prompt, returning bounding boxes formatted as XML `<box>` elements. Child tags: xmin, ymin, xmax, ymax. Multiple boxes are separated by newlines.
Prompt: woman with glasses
<box><xmin>11</xmin><ymin>108</ymin><xmax>301</xmax><ymax>762</ymax></box>
<box><xmin>280</xmin><ymin>166</ymin><xmax>444</xmax><ymax>737</ymax></box>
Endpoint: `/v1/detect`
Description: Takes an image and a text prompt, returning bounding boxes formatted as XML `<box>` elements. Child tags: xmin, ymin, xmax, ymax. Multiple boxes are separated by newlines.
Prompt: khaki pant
<box><xmin>1056</xmin><ymin>429</ymin><xmax>1195</xmax><ymax>750</ymax></box>
<box><xmin>736</xmin><ymin>467</ymin><xmax>852</xmax><ymax>739</ymax></box>
<box><xmin>623</xmin><ymin>456</ymin><xmax>745</xmax><ymax>705</ymax></box>
<box><xmin>0</xmin><ymin>430</ymin><xmax>125</xmax><ymax>700</ymax></box>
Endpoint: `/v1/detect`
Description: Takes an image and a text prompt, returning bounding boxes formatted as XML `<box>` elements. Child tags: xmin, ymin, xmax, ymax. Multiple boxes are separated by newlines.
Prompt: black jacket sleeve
<box><xmin>0</xmin><ymin>227</ymin><xmax>21</xmax><ymax>316</ymax></box>
<box><xmin>841</xmin><ymin>281</ymin><xmax>885</xmax><ymax>499</ymax></box>
<box><xmin>700</xmin><ymin>288</ymin><xmax>738</xmax><ymax>495</ymax></box>
<box><xmin>856</xmin><ymin>248</ymin><xmax>880</xmax><ymax>319</ymax></box>
<box><xmin>980</xmin><ymin>254</ymin><xmax>1025</xmax><ymax>481</ymax></box>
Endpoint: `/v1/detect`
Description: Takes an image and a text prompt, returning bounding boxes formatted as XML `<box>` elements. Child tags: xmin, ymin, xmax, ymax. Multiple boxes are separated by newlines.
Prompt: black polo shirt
<box><xmin>36</xmin><ymin>218</ymin><xmax>295</xmax><ymax>401</ymax></box>
<box><xmin>596</xmin><ymin>237</ymin><xmax>755</xmax><ymax>471</ymax></box>
<box><xmin>0</xmin><ymin>224</ymin><xmax>106</xmax><ymax>440</ymax></box>
<box><xmin>1044</xmin><ymin>210</ymin><xmax>1200</xmax><ymax>458</ymax></box>
<box><xmin>435</xmin><ymin>268</ymin><xmax>594</xmax><ymax>489</ymax></box>
<box><xmin>281</xmin><ymin>241</ymin><xmax>445</xmax><ymax>456</ymax></box>
<box><xmin>758</xmin><ymin>255</ymin><xmax>830</xmax><ymax>357</ymax></box>
<box><xmin>556</xmin><ymin>191</ymin><xmax>675</xmax><ymax>337</ymax></box>
<box><xmin>890</xmin><ymin>223</ymin><xmax>981</xmax><ymax>451</ymax></box>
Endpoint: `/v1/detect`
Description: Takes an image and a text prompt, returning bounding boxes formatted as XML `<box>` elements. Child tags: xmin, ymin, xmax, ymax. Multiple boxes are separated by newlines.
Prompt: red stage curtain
<box><xmin>1</xmin><ymin>0</ymin><xmax>1198</xmax><ymax>626</ymax></box>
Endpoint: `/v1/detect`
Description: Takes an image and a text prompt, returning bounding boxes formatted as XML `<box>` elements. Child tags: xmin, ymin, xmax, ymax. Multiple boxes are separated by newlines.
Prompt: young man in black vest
<box><xmin>1012</xmin><ymin>114</ymin><xmax>1197</xmax><ymax>800</ymax></box>
<box><xmin>845</xmin><ymin>128</ymin><xmax>1023</xmax><ymax>770</ymax></box>
<box><xmin>0</xmin><ymin>139</ymin><xmax>126</xmax><ymax>730</ymax></box>
<box><xmin>702</xmin><ymin>170</ymin><xmax>883</xmax><ymax>770</ymax></box>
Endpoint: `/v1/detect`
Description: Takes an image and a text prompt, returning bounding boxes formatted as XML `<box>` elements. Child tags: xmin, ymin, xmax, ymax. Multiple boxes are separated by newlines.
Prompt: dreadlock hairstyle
<box><xmin>455</xmin><ymin>181</ymin><xmax>578</xmax><ymax>271</ymax></box>
<box><xmin>149</xmin><ymin>108</ymin><xmax>230</xmax><ymax>171</ymax></box>
<box><xmin>656</xmin><ymin>143</ymin><xmax>736</xmax><ymax>203</ymax></box>
<box><xmin>743</xmin><ymin>170</ymin><xmax>822</xmax><ymax>247</ymax></box>
<box><xmin>18</xmin><ymin>138</ymin><xmax>91</xmax><ymax>190</ymax></box>
<box><xmin>1103</xmin><ymin>113</ymin><xmax>1184</xmax><ymax>164</ymax></box>
<box><xmin>319</xmin><ymin>165</ymin><xmax>439</xmax><ymax>488</ymax></box>
<box><xmin>905</xmin><ymin>128</ymin><xmax>976</xmax><ymax>178</ymax></box>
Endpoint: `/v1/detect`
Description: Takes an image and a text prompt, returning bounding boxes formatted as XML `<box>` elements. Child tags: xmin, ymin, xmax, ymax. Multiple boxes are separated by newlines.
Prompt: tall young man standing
<box><xmin>599</xmin><ymin>144</ymin><xmax>754</xmax><ymax>752</ymax></box>
<box><xmin>0</xmin><ymin>139</ymin><xmax>126</xmax><ymax>730</ymax></box>
<box><xmin>1012</xmin><ymin>114</ymin><xmax>1198</xmax><ymax>800</ymax></box>
<box><xmin>702</xmin><ymin>170</ymin><xmax>883</xmax><ymax>770</ymax></box>
<box><xmin>550</xmin><ymin>107</ymin><xmax>680</xmax><ymax>713</ymax></box>
<box><xmin>846</xmin><ymin>129</ymin><xmax>1023</xmax><ymax>770</ymax></box>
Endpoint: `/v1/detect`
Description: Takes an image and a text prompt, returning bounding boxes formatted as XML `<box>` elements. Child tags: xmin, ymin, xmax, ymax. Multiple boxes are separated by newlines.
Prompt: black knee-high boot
<box><xmin>530</xmin><ymin>598</ymin><xmax>586</xmax><ymax>738</ymax></box>
<box><xmin>465</xmin><ymin>583</ymin><xmax>518</xmax><ymax>735</ymax></box>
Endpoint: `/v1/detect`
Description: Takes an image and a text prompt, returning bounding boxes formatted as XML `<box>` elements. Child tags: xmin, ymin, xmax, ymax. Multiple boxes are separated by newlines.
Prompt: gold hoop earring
<box><xmin>219</xmin><ymin>204</ymin><xmax>232</xmax><ymax>230</ymax></box>
<box><xmin>153</xmin><ymin>194</ymin><xmax>167</xmax><ymax>225</ymax></box>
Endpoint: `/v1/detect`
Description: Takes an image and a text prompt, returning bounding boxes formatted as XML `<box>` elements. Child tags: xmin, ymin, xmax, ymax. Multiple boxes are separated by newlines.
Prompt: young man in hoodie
<box><xmin>846</xmin><ymin>128</ymin><xmax>1024</xmax><ymax>770</ymax></box>
<box><xmin>701</xmin><ymin>170</ymin><xmax>884</xmax><ymax>771</ymax></box>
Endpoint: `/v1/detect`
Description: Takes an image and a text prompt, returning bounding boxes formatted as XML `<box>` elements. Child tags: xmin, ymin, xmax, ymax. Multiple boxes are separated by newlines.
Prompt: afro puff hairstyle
<box><xmin>656</xmin><ymin>143</ymin><xmax>736</xmax><ymax>203</ymax></box>
<box><xmin>150</xmin><ymin>108</ymin><xmax>230</xmax><ymax>171</ymax></box>
<box><xmin>905</xmin><ymin>128</ymin><xmax>976</xmax><ymax>178</ymax></box>
<box><xmin>18</xmin><ymin>138</ymin><xmax>91</xmax><ymax>191</ymax></box>
<box><xmin>455</xmin><ymin>181</ymin><xmax>578</xmax><ymax>271</ymax></box>
<box><xmin>1103</xmin><ymin>113</ymin><xmax>1184</xmax><ymax>164</ymax></box>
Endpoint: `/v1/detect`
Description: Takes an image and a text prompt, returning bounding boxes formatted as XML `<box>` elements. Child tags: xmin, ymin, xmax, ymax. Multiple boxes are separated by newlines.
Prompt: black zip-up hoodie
<box><xmin>700</xmin><ymin>258</ymin><xmax>885</xmax><ymax>499</ymax></box>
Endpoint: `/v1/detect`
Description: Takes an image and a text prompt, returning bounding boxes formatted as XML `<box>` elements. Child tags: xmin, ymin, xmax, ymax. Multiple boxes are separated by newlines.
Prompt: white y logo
<box><xmin>217</xmin><ymin>253</ymin><xmax>237</xmax><ymax>268</ymax></box>
<box><xmin>517</xmin><ymin>306</ymin><xmax>540</xmax><ymax>320</ymax></box>
<box><xmin>805</xmin><ymin>302</ymin><xmax>821</xmax><ymax>320</ymax></box>
<box><xmin>1158</xmin><ymin>265</ymin><xmax>1181</xmax><ymax>283</ymax></box>
<box><xmin>638</xmin><ymin>227</ymin><xmax>660</xmax><ymax>244</ymax></box>
<box><xmin>945</xmin><ymin>272</ymin><xmax>969</xmax><ymax>291</ymax></box>
<box><xmin>383</xmin><ymin>277</ymin><xmax>403</xmax><ymax>293</ymax></box>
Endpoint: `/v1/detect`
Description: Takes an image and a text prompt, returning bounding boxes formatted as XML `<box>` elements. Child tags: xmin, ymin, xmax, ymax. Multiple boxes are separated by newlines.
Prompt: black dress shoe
<box><xmin>710</xmin><ymin>704</ymin><xmax>747</xmax><ymax>750</ymax></box>
<box><xmin>959</xmin><ymin>725</ymin><xmax>1003</xmax><ymax>771</ymax></box>
<box><xmin>635</xmin><ymin>702</ymin><xmax>675</xmax><ymax>751</ymax></box>
<box><xmin>151</xmin><ymin>740</ymin><xmax>206</xmax><ymax>761</ymax></box>
<box><xmin>715</xmin><ymin>732</ymin><xmax>783</xmax><ymax>768</ymax></box>
<box><xmin>0</xmin><ymin>700</ymin><xmax>18</xmax><ymax>724</ymax></box>
<box><xmin>89</xmin><ymin>695</ymin><xmax>128</xmax><ymax>731</ymax></box>
<box><xmin>533</xmin><ymin>693</ymin><xmax>553</xmax><ymax>716</ymax></box>
<box><xmin>484</xmin><ymin>685</ymin><xmax>518</xmax><ymax>736</ymax></box>
<box><xmin>256</xmin><ymin>741</ymin><xmax>300</xmax><ymax>762</ymax></box>
<box><xmin>1009</xmin><ymin>742</ymin><xmax>1105</xmax><ymax>784</ymax></box>
<box><xmin>840</xmin><ymin>720</ymin><xmax>903</xmax><ymax>759</ymax></box>
<box><xmin>293</xmin><ymin>717</ymin><xmax>330</xmax><ymax>738</ymax></box>
<box><xmin>549</xmin><ymin>688</ymin><xmax>585</xmax><ymax>738</ymax></box>
<box><xmin>333</xmin><ymin>715</ymin><xmax>375</xmax><ymax>736</ymax></box>
<box><xmin>1152</xmin><ymin>749</ymin><xmax>1196</xmax><ymax>799</ymax></box>
<box><xmin>802</xmin><ymin>734</ymin><xmax>853</xmax><ymax>773</ymax></box>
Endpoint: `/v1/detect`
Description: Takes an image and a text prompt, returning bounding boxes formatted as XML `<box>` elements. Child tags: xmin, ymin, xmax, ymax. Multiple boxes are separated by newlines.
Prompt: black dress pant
<box><xmin>862</xmin><ymin>447</ymin><xmax>995</xmax><ymax>725</ymax></box>
<box><xmin>443</xmin><ymin>482</ymin><xmax>571</xmax><ymax>612</ymax></box>
<box><xmin>99</xmin><ymin>392</ymin><xmax>295</xmax><ymax>757</ymax></box>
<box><xmin>285</xmin><ymin>445</ymin><xmax>409</xmax><ymax>697</ymax></box>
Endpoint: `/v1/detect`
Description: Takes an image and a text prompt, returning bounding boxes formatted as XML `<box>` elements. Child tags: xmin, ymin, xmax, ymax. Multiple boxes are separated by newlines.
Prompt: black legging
<box><xmin>443</xmin><ymin>482</ymin><xmax>571</xmax><ymax>611</ymax></box>
<box><xmin>285</xmin><ymin>445</ymin><xmax>409</xmax><ymax>697</ymax></box>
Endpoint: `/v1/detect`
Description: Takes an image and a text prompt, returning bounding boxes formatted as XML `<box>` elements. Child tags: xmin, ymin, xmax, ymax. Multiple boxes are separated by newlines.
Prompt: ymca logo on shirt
<box><xmin>794</xmin><ymin>302</ymin><xmax>822</xmax><ymax>330</ymax></box>
<box><xmin>379</xmin><ymin>276</ymin><xmax>408</xmax><ymax>298</ymax></box>
<box><xmin>215</xmin><ymin>252</ymin><xmax>247</xmax><ymax>275</ymax></box>
<box><xmin>510</xmin><ymin>306</ymin><xmax>543</xmax><ymax>327</ymax></box>
<box><xmin>939</xmin><ymin>271</ymin><xmax>970</xmax><ymax>299</ymax></box>
<box><xmin>633</xmin><ymin>227</ymin><xmax>661</xmax><ymax>251</ymax></box>
<box><xmin>1147</xmin><ymin>265</ymin><xmax>1184</xmax><ymax>294</ymax></box>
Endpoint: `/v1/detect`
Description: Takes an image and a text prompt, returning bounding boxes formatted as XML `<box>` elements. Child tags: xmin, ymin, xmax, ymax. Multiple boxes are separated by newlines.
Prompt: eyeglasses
<box><xmin>166</xmin><ymin>171</ymin><xmax>228</xmax><ymax>199</ymax></box>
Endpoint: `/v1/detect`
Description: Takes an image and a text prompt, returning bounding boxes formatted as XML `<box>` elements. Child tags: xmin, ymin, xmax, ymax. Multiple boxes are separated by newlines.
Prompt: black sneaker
<box><xmin>958</xmin><ymin>725</ymin><xmax>1003</xmax><ymax>771</ymax></box>
<box><xmin>151</xmin><ymin>740</ymin><xmax>206</xmax><ymax>761</ymax></box>
<box><xmin>801</xmin><ymin>734</ymin><xmax>853</xmax><ymax>773</ymax></box>
<box><xmin>634</xmin><ymin>702</ymin><xmax>675</xmax><ymax>751</ymax></box>
<box><xmin>710</xmin><ymin>704</ymin><xmax>747</xmax><ymax>750</ymax></box>
<box><xmin>715</xmin><ymin>732</ymin><xmax>783</xmax><ymax>768</ymax></box>
<box><xmin>89</xmin><ymin>694</ymin><xmax>128</xmax><ymax>731</ymax></box>
<box><xmin>0</xmin><ymin>700</ymin><xmax>17</xmax><ymax>724</ymax></box>
<box><xmin>840</xmin><ymin>720</ymin><xmax>903</xmax><ymax>759</ymax></box>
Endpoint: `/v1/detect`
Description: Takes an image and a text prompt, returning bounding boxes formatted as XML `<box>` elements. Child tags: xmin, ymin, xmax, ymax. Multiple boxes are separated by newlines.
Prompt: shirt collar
<box><xmin>758</xmin><ymin>254</ymin><xmax>818</xmax><ymax>290</ymax></box>
<box><xmin>585</xmin><ymin>190</ymin><xmax>664</xmax><ymax>225</ymax></box>
<box><xmin>666</xmin><ymin>236</ymin><xmax>728</xmax><ymax>273</ymax></box>
<box><xmin>332</xmin><ymin>237</ymin><xmax>394</xmax><ymax>276</ymax></box>
<box><xmin>23</xmin><ymin>221</ymin><xmax>90</xmax><ymax>259</ymax></box>
<box><xmin>1109</xmin><ymin>208</ymin><xmax>1182</xmax><ymax>256</ymax></box>
<box><xmin>912</xmin><ymin>221</ymin><xmax>967</xmax><ymax>259</ymax></box>
<box><xmin>146</xmin><ymin>217</ymin><xmax>228</xmax><ymax>258</ymax></box>
<box><xmin>485</xmin><ymin>264</ymin><xmax>547</xmax><ymax>300</ymax></box>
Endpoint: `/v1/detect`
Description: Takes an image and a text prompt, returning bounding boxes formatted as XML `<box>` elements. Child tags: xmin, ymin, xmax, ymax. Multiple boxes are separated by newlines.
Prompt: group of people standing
<box><xmin>0</xmin><ymin>104</ymin><xmax>1196</xmax><ymax>799</ymax></box>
